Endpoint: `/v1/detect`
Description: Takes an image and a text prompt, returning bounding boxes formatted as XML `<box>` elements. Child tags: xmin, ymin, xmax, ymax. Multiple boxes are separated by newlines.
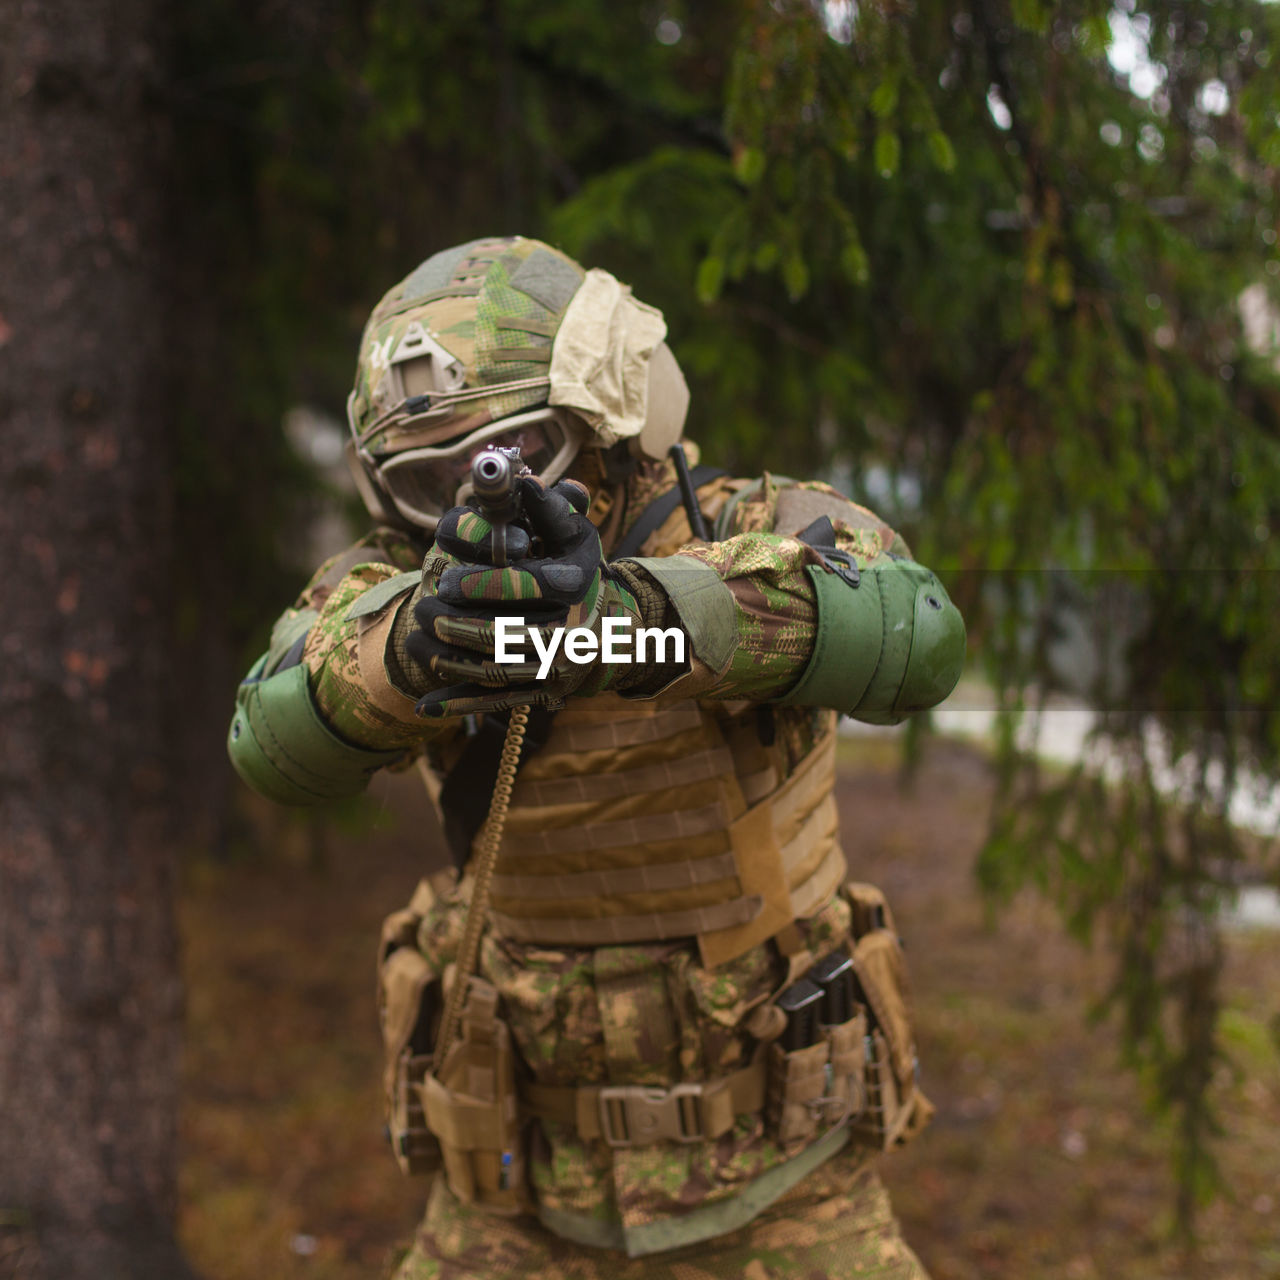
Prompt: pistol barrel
<box><xmin>472</xmin><ymin>449</ymin><xmax>515</xmax><ymax>506</ymax></box>
<box><xmin>470</xmin><ymin>446</ymin><xmax>526</xmax><ymax>565</ymax></box>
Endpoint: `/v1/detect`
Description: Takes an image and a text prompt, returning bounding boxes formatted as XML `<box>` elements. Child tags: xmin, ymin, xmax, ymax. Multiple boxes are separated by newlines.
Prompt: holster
<box><xmin>842</xmin><ymin>881</ymin><xmax>934</xmax><ymax>1150</ymax></box>
<box><xmin>420</xmin><ymin>976</ymin><xmax>530</xmax><ymax>1215</ymax></box>
<box><xmin>377</xmin><ymin>879</ymin><xmax>443</xmax><ymax>1176</ymax></box>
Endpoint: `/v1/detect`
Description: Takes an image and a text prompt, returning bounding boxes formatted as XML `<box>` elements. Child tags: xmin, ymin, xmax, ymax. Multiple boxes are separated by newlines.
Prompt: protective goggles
<box><xmin>366</xmin><ymin>407</ymin><xmax>583</xmax><ymax>530</ymax></box>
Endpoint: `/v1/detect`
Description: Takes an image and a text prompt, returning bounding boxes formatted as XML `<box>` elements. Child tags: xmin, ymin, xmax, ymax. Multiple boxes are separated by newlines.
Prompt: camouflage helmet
<box><xmin>346</xmin><ymin>236</ymin><xmax>690</xmax><ymax>532</ymax></box>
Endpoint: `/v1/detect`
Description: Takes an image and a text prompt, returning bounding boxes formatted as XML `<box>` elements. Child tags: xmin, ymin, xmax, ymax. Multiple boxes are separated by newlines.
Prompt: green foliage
<box><xmin>172</xmin><ymin>0</ymin><xmax>1280</xmax><ymax>1233</ymax></box>
<box><xmin>560</xmin><ymin>0</ymin><xmax>1280</xmax><ymax>1233</ymax></box>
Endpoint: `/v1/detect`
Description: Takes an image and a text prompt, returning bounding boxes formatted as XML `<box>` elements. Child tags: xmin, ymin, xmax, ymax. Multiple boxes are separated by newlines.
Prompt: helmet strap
<box><xmin>600</xmin><ymin>440</ymin><xmax>638</xmax><ymax>485</ymax></box>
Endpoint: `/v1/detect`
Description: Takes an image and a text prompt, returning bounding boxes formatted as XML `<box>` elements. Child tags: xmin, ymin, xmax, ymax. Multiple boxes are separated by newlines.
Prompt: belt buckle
<box><xmin>597</xmin><ymin>1083</ymin><xmax>704</xmax><ymax>1148</ymax></box>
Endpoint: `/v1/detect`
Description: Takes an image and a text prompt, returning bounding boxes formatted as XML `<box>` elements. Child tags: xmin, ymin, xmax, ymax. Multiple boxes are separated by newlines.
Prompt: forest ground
<box><xmin>178</xmin><ymin>735</ymin><xmax>1280</xmax><ymax>1280</ymax></box>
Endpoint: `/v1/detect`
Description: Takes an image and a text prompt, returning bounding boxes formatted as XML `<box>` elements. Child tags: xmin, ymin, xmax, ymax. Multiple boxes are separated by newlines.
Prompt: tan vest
<box><xmin>486</xmin><ymin>695</ymin><xmax>844</xmax><ymax>967</ymax></box>
<box><xmin>484</xmin><ymin>471</ymin><xmax>845</xmax><ymax>968</ymax></box>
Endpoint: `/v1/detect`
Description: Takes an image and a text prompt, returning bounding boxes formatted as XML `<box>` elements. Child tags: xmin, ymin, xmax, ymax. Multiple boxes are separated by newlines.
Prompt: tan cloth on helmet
<box><xmin>548</xmin><ymin>268</ymin><xmax>671</xmax><ymax>447</ymax></box>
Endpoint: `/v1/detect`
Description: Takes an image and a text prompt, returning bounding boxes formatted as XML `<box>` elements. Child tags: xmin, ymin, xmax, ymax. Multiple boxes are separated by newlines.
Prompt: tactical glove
<box><xmin>406</xmin><ymin>477</ymin><xmax>664</xmax><ymax>718</ymax></box>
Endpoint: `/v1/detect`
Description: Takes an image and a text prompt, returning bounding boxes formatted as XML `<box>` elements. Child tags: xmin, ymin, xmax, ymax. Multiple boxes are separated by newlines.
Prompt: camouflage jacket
<box><xmin>234</xmin><ymin>454</ymin><xmax>930</xmax><ymax>1246</ymax></box>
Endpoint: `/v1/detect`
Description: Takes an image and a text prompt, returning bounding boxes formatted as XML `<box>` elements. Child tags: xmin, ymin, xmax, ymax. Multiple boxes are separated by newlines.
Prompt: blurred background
<box><xmin>2</xmin><ymin>1</ymin><xmax>1278</xmax><ymax>1277</ymax></box>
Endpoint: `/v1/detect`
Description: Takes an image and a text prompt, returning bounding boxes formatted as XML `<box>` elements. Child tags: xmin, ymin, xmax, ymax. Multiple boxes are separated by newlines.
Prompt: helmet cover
<box><xmin>347</xmin><ymin>236</ymin><xmax>688</xmax><ymax>531</ymax></box>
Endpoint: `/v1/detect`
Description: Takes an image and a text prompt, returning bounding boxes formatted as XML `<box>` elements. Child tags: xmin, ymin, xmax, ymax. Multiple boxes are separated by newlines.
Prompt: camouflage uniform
<box><xmin>228</xmin><ymin>238</ymin><xmax>961</xmax><ymax>1279</ymax></box>
<box><xmin>396</xmin><ymin>1149</ymin><xmax>925</xmax><ymax>1279</ymax></box>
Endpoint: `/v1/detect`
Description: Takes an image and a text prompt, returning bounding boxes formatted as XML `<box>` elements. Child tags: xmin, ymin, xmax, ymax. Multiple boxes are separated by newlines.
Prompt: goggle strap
<box><xmin>358</xmin><ymin>376</ymin><xmax>553</xmax><ymax>448</ymax></box>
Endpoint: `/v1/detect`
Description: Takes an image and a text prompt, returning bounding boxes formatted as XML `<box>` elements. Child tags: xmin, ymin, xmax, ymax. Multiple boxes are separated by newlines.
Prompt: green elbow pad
<box><xmin>778</xmin><ymin>558</ymin><xmax>965</xmax><ymax>724</ymax></box>
<box><xmin>227</xmin><ymin>659</ymin><xmax>405</xmax><ymax>805</ymax></box>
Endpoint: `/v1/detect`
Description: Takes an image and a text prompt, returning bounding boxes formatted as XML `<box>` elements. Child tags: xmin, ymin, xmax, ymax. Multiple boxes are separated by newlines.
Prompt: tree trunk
<box><xmin>0</xmin><ymin>1</ymin><xmax>195</xmax><ymax>1275</ymax></box>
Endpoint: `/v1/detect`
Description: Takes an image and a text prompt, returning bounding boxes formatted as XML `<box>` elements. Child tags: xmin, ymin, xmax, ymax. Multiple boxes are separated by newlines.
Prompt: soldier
<box><xmin>227</xmin><ymin>236</ymin><xmax>964</xmax><ymax>1279</ymax></box>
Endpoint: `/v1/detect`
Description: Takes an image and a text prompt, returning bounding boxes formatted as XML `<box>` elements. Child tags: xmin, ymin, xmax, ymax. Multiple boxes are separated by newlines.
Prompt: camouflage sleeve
<box><xmin>241</xmin><ymin>526</ymin><xmax>439</xmax><ymax>755</ymax></box>
<box><xmin>620</xmin><ymin>473</ymin><xmax>913</xmax><ymax>702</ymax></box>
<box><xmin>302</xmin><ymin>560</ymin><xmax>439</xmax><ymax>751</ymax></box>
<box><xmin>720</xmin><ymin>473</ymin><xmax>912</xmax><ymax>560</ymax></box>
<box><xmin>637</xmin><ymin>529</ymin><xmax>825</xmax><ymax>699</ymax></box>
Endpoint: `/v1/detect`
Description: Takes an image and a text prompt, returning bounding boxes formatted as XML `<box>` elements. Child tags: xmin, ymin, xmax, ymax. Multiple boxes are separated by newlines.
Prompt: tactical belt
<box><xmin>518</xmin><ymin>1059</ymin><xmax>767</xmax><ymax>1148</ymax></box>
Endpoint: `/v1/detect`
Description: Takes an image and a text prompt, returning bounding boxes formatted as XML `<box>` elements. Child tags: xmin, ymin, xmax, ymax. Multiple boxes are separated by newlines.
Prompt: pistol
<box><xmin>470</xmin><ymin>446</ymin><xmax>530</xmax><ymax>566</ymax></box>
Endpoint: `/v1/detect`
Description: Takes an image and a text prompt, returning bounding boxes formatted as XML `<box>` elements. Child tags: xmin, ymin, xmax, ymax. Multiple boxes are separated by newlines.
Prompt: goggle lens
<box><xmin>376</xmin><ymin>413</ymin><xmax>569</xmax><ymax>526</ymax></box>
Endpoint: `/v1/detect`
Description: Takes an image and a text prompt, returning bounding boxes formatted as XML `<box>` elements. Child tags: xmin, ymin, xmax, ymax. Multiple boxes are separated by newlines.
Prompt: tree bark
<box><xmin>0</xmin><ymin>1</ymin><xmax>195</xmax><ymax>1275</ymax></box>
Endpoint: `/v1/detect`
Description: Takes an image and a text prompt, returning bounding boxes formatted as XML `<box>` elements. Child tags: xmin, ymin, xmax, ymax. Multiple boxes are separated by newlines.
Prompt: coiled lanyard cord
<box><xmin>430</xmin><ymin>704</ymin><xmax>529</xmax><ymax>1070</ymax></box>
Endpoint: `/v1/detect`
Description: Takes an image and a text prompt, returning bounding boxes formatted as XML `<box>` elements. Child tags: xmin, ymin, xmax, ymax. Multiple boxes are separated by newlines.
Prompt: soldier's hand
<box><xmin>407</xmin><ymin>478</ymin><xmax>652</xmax><ymax>718</ymax></box>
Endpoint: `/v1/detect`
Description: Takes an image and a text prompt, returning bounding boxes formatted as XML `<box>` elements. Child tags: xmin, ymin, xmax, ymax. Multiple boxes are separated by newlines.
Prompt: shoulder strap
<box><xmin>610</xmin><ymin>464</ymin><xmax>726</xmax><ymax>561</ymax></box>
<box><xmin>438</xmin><ymin>707</ymin><xmax>557</xmax><ymax>868</ymax></box>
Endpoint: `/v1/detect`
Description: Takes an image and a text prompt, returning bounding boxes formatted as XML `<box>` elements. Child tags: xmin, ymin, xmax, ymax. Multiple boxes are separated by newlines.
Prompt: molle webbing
<box><xmin>429</xmin><ymin>473</ymin><xmax>728</xmax><ymax>871</ymax></box>
<box><xmin>491</xmin><ymin>850</ymin><xmax>739</xmax><ymax>901</ymax></box>
<box><xmin>438</xmin><ymin>707</ymin><xmax>558</xmax><ymax>867</ymax></box>
<box><xmin>486</xmin><ymin>692</ymin><xmax>843</xmax><ymax>962</ymax></box>
<box><xmin>474</xmin><ymin>468</ymin><xmax>844</xmax><ymax>962</ymax></box>
<box><xmin>508</xmin><ymin>745</ymin><xmax>732</xmax><ymax>807</ymax></box>
<box><xmin>489</xmin><ymin>899</ymin><xmax>761</xmax><ymax>947</ymax></box>
<box><xmin>498</xmin><ymin>803</ymin><xmax>726</xmax><ymax>859</ymax></box>
<box><xmin>550</xmin><ymin>701</ymin><xmax>700</xmax><ymax>751</ymax></box>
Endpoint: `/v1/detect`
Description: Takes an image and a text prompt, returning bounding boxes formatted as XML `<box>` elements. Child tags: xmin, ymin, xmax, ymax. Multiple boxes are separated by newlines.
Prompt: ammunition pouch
<box><xmin>519</xmin><ymin>880</ymin><xmax>929</xmax><ymax>1166</ymax></box>
<box><xmin>762</xmin><ymin>880</ymin><xmax>930</xmax><ymax>1153</ymax></box>
<box><xmin>764</xmin><ymin>1007</ymin><xmax>869</xmax><ymax>1150</ymax></box>
<box><xmin>824</xmin><ymin>1012</ymin><xmax>870</xmax><ymax>1123</ymax></box>
<box><xmin>766</xmin><ymin>1037</ymin><xmax>833</xmax><ymax>1147</ymax></box>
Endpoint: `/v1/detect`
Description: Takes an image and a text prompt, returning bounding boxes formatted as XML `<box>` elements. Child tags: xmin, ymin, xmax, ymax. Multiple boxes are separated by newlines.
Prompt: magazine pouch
<box><xmin>765</xmin><ymin>1038</ymin><xmax>831</xmax><ymax>1148</ymax></box>
<box><xmin>822</xmin><ymin>1007</ymin><xmax>869</xmax><ymax>1123</ymax></box>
